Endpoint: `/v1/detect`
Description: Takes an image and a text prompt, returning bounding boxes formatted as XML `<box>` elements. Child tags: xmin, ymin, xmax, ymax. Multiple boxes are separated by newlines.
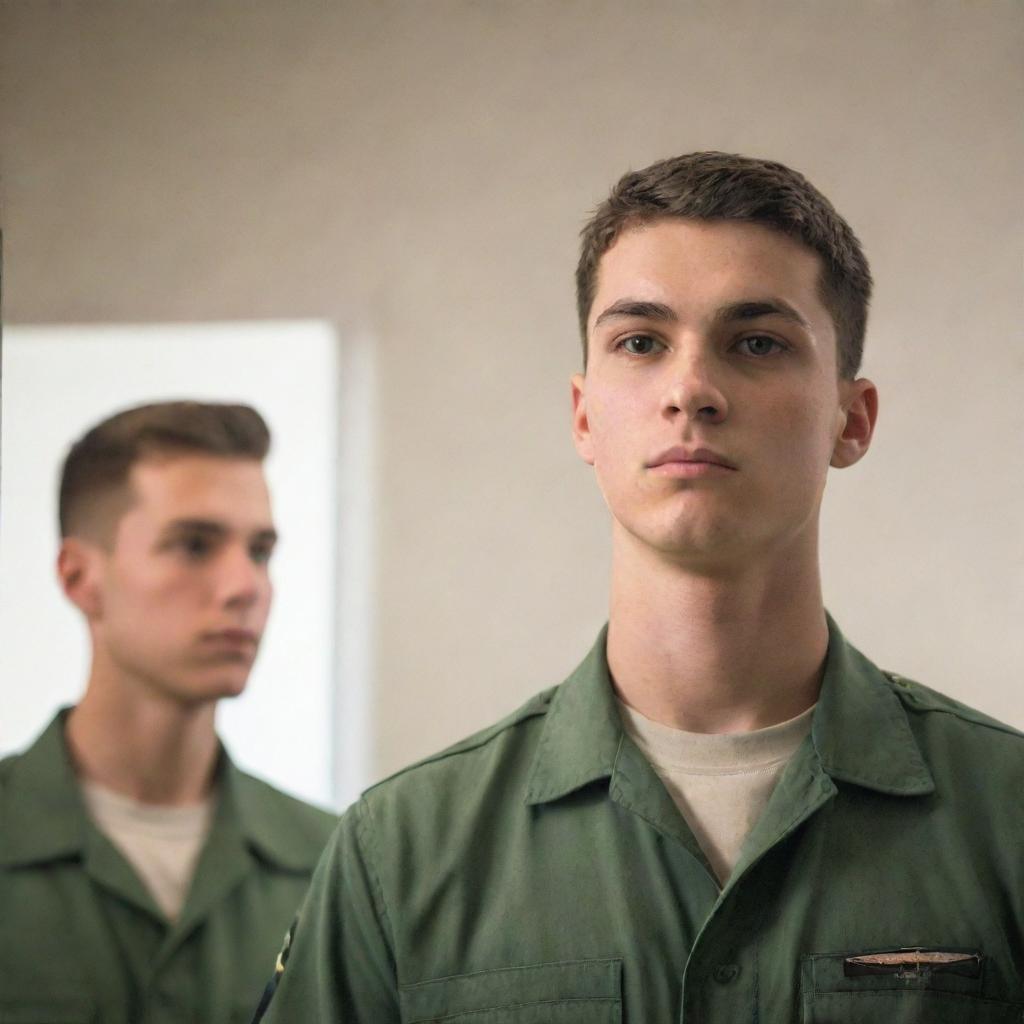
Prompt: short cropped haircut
<box><xmin>59</xmin><ymin>400</ymin><xmax>271</xmax><ymax>541</ymax></box>
<box><xmin>576</xmin><ymin>152</ymin><xmax>872</xmax><ymax>379</ymax></box>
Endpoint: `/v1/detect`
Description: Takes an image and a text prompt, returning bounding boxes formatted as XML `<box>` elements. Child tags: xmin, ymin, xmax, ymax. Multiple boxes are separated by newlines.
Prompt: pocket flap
<box><xmin>400</xmin><ymin>957</ymin><xmax>622</xmax><ymax>1023</ymax></box>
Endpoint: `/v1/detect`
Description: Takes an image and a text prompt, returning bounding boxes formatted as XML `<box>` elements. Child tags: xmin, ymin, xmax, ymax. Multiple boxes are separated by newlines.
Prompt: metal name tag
<box><xmin>844</xmin><ymin>948</ymin><xmax>982</xmax><ymax>980</ymax></box>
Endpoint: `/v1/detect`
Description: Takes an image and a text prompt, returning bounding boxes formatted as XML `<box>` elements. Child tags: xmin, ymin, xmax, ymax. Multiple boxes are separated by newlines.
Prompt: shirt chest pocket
<box><xmin>399</xmin><ymin>957</ymin><xmax>622</xmax><ymax>1024</ymax></box>
<box><xmin>800</xmin><ymin>949</ymin><xmax>1023</xmax><ymax>1024</ymax></box>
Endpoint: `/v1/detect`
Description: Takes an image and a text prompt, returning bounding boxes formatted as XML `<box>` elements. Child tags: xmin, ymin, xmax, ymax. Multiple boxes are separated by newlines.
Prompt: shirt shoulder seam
<box><xmin>899</xmin><ymin>702</ymin><xmax>1024</xmax><ymax>739</ymax></box>
<box><xmin>364</xmin><ymin>688</ymin><xmax>556</xmax><ymax>794</ymax></box>
<box><xmin>885</xmin><ymin>675</ymin><xmax>1024</xmax><ymax>741</ymax></box>
<box><xmin>353</xmin><ymin>798</ymin><xmax>398</xmax><ymax>958</ymax></box>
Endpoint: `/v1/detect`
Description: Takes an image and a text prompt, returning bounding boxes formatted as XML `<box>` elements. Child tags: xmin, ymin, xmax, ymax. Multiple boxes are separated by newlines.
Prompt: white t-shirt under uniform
<box><xmin>617</xmin><ymin>699</ymin><xmax>815</xmax><ymax>885</ymax></box>
<box><xmin>81</xmin><ymin>780</ymin><xmax>215</xmax><ymax>921</ymax></box>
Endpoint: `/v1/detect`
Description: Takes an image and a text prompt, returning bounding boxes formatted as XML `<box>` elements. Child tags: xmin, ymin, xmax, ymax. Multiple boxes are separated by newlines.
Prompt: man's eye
<box><xmin>180</xmin><ymin>535</ymin><xmax>211</xmax><ymax>559</ymax></box>
<box><xmin>737</xmin><ymin>335</ymin><xmax>784</xmax><ymax>357</ymax></box>
<box><xmin>250</xmin><ymin>544</ymin><xmax>274</xmax><ymax>565</ymax></box>
<box><xmin>619</xmin><ymin>334</ymin><xmax>661</xmax><ymax>356</ymax></box>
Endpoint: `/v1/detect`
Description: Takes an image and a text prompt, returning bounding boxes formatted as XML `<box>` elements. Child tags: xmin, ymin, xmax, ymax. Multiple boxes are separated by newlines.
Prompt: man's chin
<box><xmin>201</xmin><ymin>670</ymin><xmax>251</xmax><ymax>700</ymax></box>
<box><xmin>165</xmin><ymin>671</ymin><xmax>251</xmax><ymax>706</ymax></box>
<box><xmin>193</xmin><ymin>651</ymin><xmax>257</xmax><ymax>692</ymax></box>
<box><xmin>617</xmin><ymin>511</ymin><xmax>740</xmax><ymax>563</ymax></box>
<box><xmin>209</xmin><ymin>678</ymin><xmax>249</xmax><ymax>700</ymax></box>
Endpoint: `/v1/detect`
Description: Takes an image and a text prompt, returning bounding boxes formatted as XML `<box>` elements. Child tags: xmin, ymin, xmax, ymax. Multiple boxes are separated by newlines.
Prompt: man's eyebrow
<box><xmin>161</xmin><ymin>520</ymin><xmax>277</xmax><ymax>543</ymax></box>
<box><xmin>716</xmin><ymin>299</ymin><xmax>810</xmax><ymax>329</ymax></box>
<box><xmin>592</xmin><ymin>299</ymin><xmax>678</xmax><ymax>329</ymax></box>
<box><xmin>162</xmin><ymin>519</ymin><xmax>228</xmax><ymax>536</ymax></box>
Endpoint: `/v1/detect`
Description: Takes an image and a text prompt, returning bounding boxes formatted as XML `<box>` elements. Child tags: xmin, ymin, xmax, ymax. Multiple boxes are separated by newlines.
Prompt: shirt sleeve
<box><xmin>257</xmin><ymin>798</ymin><xmax>400</xmax><ymax>1022</ymax></box>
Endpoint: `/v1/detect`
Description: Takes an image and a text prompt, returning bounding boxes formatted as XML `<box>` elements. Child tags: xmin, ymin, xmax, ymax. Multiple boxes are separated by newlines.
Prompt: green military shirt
<box><xmin>0</xmin><ymin>710</ymin><xmax>336</xmax><ymax>1023</ymax></box>
<box><xmin>262</xmin><ymin>618</ymin><xmax>1024</xmax><ymax>1022</ymax></box>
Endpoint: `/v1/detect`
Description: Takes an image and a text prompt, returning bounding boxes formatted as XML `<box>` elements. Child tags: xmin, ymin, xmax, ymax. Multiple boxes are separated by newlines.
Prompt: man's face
<box><xmin>86</xmin><ymin>454</ymin><xmax>276</xmax><ymax>705</ymax></box>
<box><xmin>572</xmin><ymin>217</ymin><xmax>874</xmax><ymax>571</ymax></box>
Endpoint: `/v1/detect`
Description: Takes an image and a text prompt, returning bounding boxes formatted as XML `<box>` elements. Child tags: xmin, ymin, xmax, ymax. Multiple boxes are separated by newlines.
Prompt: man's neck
<box><xmin>66</xmin><ymin>664</ymin><xmax>220</xmax><ymax>806</ymax></box>
<box><xmin>607</xmin><ymin>527</ymin><xmax>829</xmax><ymax>734</ymax></box>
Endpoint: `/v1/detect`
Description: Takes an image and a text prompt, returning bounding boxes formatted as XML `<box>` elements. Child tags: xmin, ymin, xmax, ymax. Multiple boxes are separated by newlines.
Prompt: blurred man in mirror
<box><xmin>258</xmin><ymin>154</ymin><xmax>1023</xmax><ymax>1020</ymax></box>
<box><xmin>0</xmin><ymin>400</ymin><xmax>335</xmax><ymax>1022</ymax></box>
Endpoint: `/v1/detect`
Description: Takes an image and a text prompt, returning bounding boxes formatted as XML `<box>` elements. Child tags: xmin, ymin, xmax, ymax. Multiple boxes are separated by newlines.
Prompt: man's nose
<box><xmin>661</xmin><ymin>348</ymin><xmax>729</xmax><ymax>425</ymax></box>
<box><xmin>216</xmin><ymin>545</ymin><xmax>267</xmax><ymax>609</ymax></box>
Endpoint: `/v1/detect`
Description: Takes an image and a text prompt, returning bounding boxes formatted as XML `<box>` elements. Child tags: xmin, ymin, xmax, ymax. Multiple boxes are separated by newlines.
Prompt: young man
<box><xmin>0</xmin><ymin>401</ymin><xmax>335</xmax><ymax>1022</ymax></box>
<box><xmin>258</xmin><ymin>154</ymin><xmax>1024</xmax><ymax>1020</ymax></box>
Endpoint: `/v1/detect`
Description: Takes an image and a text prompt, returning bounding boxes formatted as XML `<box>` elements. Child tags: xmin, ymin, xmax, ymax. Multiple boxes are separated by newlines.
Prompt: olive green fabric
<box><xmin>262</xmin><ymin>618</ymin><xmax>1024</xmax><ymax>1022</ymax></box>
<box><xmin>0</xmin><ymin>710</ymin><xmax>336</xmax><ymax>1023</ymax></box>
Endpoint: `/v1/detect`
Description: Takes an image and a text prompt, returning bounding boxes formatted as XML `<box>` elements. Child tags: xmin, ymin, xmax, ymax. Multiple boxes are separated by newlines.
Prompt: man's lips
<box><xmin>646</xmin><ymin>446</ymin><xmax>738</xmax><ymax>472</ymax></box>
<box><xmin>202</xmin><ymin>628</ymin><xmax>260</xmax><ymax>647</ymax></box>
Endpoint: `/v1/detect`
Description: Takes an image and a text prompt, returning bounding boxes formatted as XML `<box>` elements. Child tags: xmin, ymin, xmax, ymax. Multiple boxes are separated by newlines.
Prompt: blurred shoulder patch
<box><xmin>275</xmin><ymin>916</ymin><xmax>297</xmax><ymax>975</ymax></box>
<box><xmin>249</xmin><ymin>916</ymin><xmax>299</xmax><ymax>1023</ymax></box>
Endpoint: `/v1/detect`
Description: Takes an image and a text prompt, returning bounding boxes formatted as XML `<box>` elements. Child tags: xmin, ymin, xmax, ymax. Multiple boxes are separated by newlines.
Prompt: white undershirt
<box><xmin>81</xmin><ymin>780</ymin><xmax>216</xmax><ymax>921</ymax></box>
<box><xmin>617</xmin><ymin>699</ymin><xmax>814</xmax><ymax>884</ymax></box>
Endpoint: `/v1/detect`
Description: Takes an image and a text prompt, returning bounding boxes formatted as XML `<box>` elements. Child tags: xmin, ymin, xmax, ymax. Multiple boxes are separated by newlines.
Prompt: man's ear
<box><xmin>571</xmin><ymin>373</ymin><xmax>595</xmax><ymax>466</ymax></box>
<box><xmin>831</xmin><ymin>377</ymin><xmax>879</xmax><ymax>469</ymax></box>
<box><xmin>57</xmin><ymin>537</ymin><xmax>105</xmax><ymax>620</ymax></box>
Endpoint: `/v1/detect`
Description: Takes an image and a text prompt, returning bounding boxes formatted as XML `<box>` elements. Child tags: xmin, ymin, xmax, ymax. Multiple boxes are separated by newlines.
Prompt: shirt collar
<box><xmin>524</xmin><ymin>614</ymin><xmax>934</xmax><ymax>807</ymax></box>
<box><xmin>812</xmin><ymin>614</ymin><xmax>934</xmax><ymax>795</ymax></box>
<box><xmin>217</xmin><ymin>756</ymin><xmax>326</xmax><ymax>873</ymax></box>
<box><xmin>524</xmin><ymin>626</ymin><xmax>623</xmax><ymax>804</ymax></box>
<box><xmin>0</xmin><ymin>709</ymin><xmax>87</xmax><ymax>867</ymax></box>
<box><xmin>0</xmin><ymin>708</ymin><xmax>324</xmax><ymax>872</ymax></box>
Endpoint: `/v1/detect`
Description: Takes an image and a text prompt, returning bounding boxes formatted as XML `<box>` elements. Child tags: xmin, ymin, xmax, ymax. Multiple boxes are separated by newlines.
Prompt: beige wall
<box><xmin>1</xmin><ymin>0</ymin><xmax>1021</xmax><ymax>781</ymax></box>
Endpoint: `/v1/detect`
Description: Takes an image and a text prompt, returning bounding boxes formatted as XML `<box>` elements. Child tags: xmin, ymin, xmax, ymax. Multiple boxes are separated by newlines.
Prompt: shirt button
<box><xmin>713</xmin><ymin>964</ymin><xmax>740</xmax><ymax>984</ymax></box>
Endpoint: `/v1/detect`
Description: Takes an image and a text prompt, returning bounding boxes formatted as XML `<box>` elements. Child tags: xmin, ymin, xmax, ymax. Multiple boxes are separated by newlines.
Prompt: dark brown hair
<box><xmin>59</xmin><ymin>400</ymin><xmax>271</xmax><ymax>540</ymax></box>
<box><xmin>576</xmin><ymin>152</ymin><xmax>872</xmax><ymax>378</ymax></box>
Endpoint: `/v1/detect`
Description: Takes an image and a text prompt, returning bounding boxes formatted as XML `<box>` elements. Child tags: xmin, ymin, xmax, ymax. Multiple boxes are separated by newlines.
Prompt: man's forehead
<box><xmin>125</xmin><ymin>453</ymin><xmax>272</xmax><ymax>523</ymax></box>
<box><xmin>591</xmin><ymin>218</ymin><xmax>828</xmax><ymax>326</ymax></box>
<box><xmin>600</xmin><ymin>218</ymin><xmax>822</xmax><ymax>280</ymax></box>
<box><xmin>130</xmin><ymin>451</ymin><xmax>265</xmax><ymax>485</ymax></box>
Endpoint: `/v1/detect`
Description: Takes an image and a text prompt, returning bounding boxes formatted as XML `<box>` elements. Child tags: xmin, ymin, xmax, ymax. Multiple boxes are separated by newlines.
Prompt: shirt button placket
<box><xmin>142</xmin><ymin>979</ymin><xmax>180</xmax><ymax>1024</ymax></box>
